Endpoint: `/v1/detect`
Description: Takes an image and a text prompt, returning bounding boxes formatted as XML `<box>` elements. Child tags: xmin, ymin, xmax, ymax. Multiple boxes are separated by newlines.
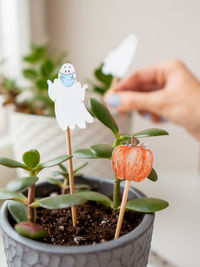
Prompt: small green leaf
<box><xmin>88</xmin><ymin>98</ymin><xmax>119</xmax><ymax>137</ymax></box>
<box><xmin>41</xmin><ymin>59</ymin><xmax>54</xmax><ymax>77</ymax></box>
<box><xmin>0</xmin><ymin>158</ymin><xmax>27</xmax><ymax>169</ymax></box>
<box><xmin>35</xmin><ymin>194</ymin><xmax>86</xmax><ymax>209</ymax></box>
<box><xmin>59</xmin><ymin>164</ymin><xmax>68</xmax><ymax>172</ymax></box>
<box><xmin>94</xmin><ymin>64</ymin><xmax>113</xmax><ymax>86</ymax></box>
<box><xmin>74</xmin><ymin>184</ymin><xmax>91</xmax><ymax>191</ymax></box>
<box><xmin>23</xmin><ymin>44</ymin><xmax>47</xmax><ymax>63</ymax></box>
<box><xmin>8</xmin><ymin>201</ymin><xmax>27</xmax><ymax>223</ymax></box>
<box><xmin>74</xmin><ymin>149</ymin><xmax>98</xmax><ymax>159</ymax></box>
<box><xmin>0</xmin><ymin>189</ymin><xmax>27</xmax><ymax>203</ymax></box>
<box><xmin>22</xmin><ymin>150</ymin><xmax>40</xmax><ymax>169</ymax></box>
<box><xmin>133</xmin><ymin>128</ymin><xmax>169</xmax><ymax>138</ymax></box>
<box><xmin>23</xmin><ymin>69</ymin><xmax>38</xmax><ymax>80</ymax></box>
<box><xmin>76</xmin><ymin>191</ymin><xmax>112</xmax><ymax>208</ymax></box>
<box><xmin>147</xmin><ymin>168</ymin><xmax>158</xmax><ymax>182</ymax></box>
<box><xmin>6</xmin><ymin>176</ymin><xmax>38</xmax><ymax>192</ymax></box>
<box><xmin>34</xmin><ymin>155</ymin><xmax>72</xmax><ymax>171</ymax></box>
<box><xmin>35</xmin><ymin>79</ymin><xmax>48</xmax><ymax>90</ymax></box>
<box><xmin>46</xmin><ymin>178</ymin><xmax>63</xmax><ymax>187</ymax></box>
<box><xmin>15</xmin><ymin>222</ymin><xmax>47</xmax><ymax>240</ymax></box>
<box><xmin>126</xmin><ymin>198</ymin><xmax>169</xmax><ymax>213</ymax></box>
<box><xmin>73</xmin><ymin>162</ymin><xmax>88</xmax><ymax>174</ymax></box>
<box><xmin>91</xmin><ymin>144</ymin><xmax>113</xmax><ymax>158</ymax></box>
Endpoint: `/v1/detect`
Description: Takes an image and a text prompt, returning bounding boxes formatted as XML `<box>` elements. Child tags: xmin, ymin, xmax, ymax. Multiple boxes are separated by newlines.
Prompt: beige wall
<box><xmin>46</xmin><ymin>0</ymin><xmax>200</xmax><ymax>80</ymax></box>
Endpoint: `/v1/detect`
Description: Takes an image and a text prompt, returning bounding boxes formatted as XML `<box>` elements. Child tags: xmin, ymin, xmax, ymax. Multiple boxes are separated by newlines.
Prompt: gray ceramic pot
<box><xmin>0</xmin><ymin>176</ymin><xmax>154</xmax><ymax>267</ymax></box>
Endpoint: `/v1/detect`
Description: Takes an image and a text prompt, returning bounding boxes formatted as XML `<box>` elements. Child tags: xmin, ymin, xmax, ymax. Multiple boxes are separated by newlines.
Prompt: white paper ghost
<box><xmin>102</xmin><ymin>34</ymin><xmax>138</xmax><ymax>78</ymax></box>
<box><xmin>47</xmin><ymin>63</ymin><xmax>93</xmax><ymax>131</ymax></box>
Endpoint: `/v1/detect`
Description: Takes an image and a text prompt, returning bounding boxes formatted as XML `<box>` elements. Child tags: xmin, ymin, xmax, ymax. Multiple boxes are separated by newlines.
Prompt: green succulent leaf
<box><xmin>8</xmin><ymin>201</ymin><xmax>27</xmax><ymax>223</ymax></box>
<box><xmin>34</xmin><ymin>193</ymin><xmax>86</xmax><ymax>209</ymax></box>
<box><xmin>133</xmin><ymin>128</ymin><xmax>169</xmax><ymax>138</ymax></box>
<box><xmin>15</xmin><ymin>222</ymin><xmax>48</xmax><ymax>240</ymax></box>
<box><xmin>34</xmin><ymin>155</ymin><xmax>72</xmax><ymax>171</ymax></box>
<box><xmin>41</xmin><ymin>59</ymin><xmax>54</xmax><ymax>78</ymax></box>
<box><xmin>93</xmin><ymin>86</ymin><xmax>106</xmax><ymax>96</ymax></box>
<box><xmin>73</xmin><ymin>162</ymin><xmax>88</xmax><ymax>175</ymax></box>
<box><xmin>23</xmin><ymin>44</ymin><xmax>47</xmax><ymax>63</ymax></box>
<box><xmin>74</xmin><ymin>149</ymin><xmax>98</xmax><ymax>159</ymax></box>
<box><xmin>6</xmin><ymin>176</ymin><xmax>38</xmax><ymax>192</ymax></box>
<box><xmin>147</xmin><ymin>168</ymin><xmax>158</xmax><ymax>182</ymax></box>
<box><xmin>35</xmin><ymin>79</ymin><xmax>48</xmax><ymax>90</ymax></box>
<box><xmin>0</xmin><ymin>158</ymin><xmax>27</xmax><ymax>169</ymax></box>
<box><xmin>59</xmin><ymin>164</ymin><xmax>68</xmax><ymax>172</ymax></box>
<box><xmin>94</xmin><ymin>64</ymin><xmax>113</xmax><ymax>86</ymax></box>
<box><xmin>0</xmin><ymin>189</ymin><xmax>27</xmax><ymax>203</ymax></box>
<box><xmin>91</xmin><ymin>144</ymin><xmax>113</xmax><ymax>159</ymax></box>
<box><xmin>88</xmin><ymin>98</ymin><xmax>119</xmax><ymax>137</ymax></box>
<box><xmin>126</xmin><ymin>198</ymin><xmax>169</xmax><ymax>213</ymax></box>
<box><xmin>22</xmin><ymin>150</ymin><xmax>40</xmax><ymax>169</ymax></box>
<box><xmin>74</xmin><ymin>184</ymin><xmax>91</xmax><ymax>191</ymax></box>
<box><xmin>76</xmin><ymin>191</ymin><xmax>113</xmax><ymax>208</ymax></box>
<box><xmin>46</xmin><ymin>178</ymin><xmax>63</xmax><ymax>187</ymax></box>
<box><xmin>23</xmin><ymin>69</ymin><xmax>38</xmax><ymax>80</ymax></box>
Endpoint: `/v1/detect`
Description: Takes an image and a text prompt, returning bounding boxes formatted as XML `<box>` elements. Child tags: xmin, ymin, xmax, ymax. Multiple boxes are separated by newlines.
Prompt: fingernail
<box><xmin>143</xmin><ymin>113</ymin><xmax>151</xmax><ymax>120</ymax></box>
<box><xmin>106</xmin><ymin>95</ymin><xmax>121</xmax><ymax>107</ymax></box>
<box><xmin>160</xmin><ymin>117</ymin><xmax>167</xmax><ymax>123</ymax></box>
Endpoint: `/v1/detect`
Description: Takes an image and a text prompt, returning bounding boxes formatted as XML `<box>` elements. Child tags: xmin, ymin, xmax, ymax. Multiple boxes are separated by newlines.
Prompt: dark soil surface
<box><xmin>36</xmin><ymin>201</ymin><xmax>144</xmax><ymax>246</ymax></box>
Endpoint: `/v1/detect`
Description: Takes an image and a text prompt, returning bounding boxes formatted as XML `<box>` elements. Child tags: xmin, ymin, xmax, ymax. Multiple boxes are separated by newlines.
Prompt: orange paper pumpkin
<box><xmin>112</xmin><ymin>144</ymin><xmax>153</xmax><ymax>182</ymax></box>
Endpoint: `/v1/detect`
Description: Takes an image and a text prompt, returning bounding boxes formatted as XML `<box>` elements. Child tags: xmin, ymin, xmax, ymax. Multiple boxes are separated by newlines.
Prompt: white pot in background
<box><xmin>8</xmin><ymin>111</ymin><xmax>132</xmax><ymax>179</ymax></box>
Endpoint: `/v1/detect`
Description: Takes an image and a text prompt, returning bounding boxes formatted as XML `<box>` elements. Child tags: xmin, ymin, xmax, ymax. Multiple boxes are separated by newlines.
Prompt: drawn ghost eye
<box><xmin>68</xmin><ymin>70</ymin><xmax>70</xmax><ymax>73</ymax></box>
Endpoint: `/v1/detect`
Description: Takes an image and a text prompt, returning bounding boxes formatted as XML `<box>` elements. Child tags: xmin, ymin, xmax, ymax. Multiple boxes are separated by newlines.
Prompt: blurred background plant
<box><xmin>90</xmin><ymin>63</ymin><xmax>114</xmax><ymax>96</ymax></box>
<box><xmin>0</xmin><ymin>43</ymin><xmax>66</xmax><ymax>116</ymax></box>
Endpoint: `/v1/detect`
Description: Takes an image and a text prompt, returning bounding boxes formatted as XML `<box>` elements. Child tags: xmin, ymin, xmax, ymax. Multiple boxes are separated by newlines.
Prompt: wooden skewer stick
<box><xmin>114</xmin><ymin>180</ymin><xmax>130</xmax><ymax>239</ymax></box>
<box><xmin>65</xmin><ymin>127</ymin><xmax>77</xmax><ymax>227</ymax></box>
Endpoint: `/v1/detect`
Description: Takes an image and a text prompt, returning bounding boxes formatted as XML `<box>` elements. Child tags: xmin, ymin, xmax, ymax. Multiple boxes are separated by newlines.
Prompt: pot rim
<box><xmin>0</xmin><ymin>176</ymin><xmax>154</xmax><ymax>255</ymax></box>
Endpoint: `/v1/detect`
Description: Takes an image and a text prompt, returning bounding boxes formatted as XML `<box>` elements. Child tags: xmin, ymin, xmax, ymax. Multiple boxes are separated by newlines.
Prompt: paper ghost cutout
<box><xmin>102</xmin><ymin>34</ymin><xmax>138</xmax><ymax>78</ymax></box>
<box><xmin>47</xmin><ymin>63</ymin><xmax>93</xmax><ymax>131</ymax></box>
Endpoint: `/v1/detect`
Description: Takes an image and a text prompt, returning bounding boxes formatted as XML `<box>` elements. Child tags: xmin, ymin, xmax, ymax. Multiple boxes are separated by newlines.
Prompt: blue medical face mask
<box><xmin>59</xmin><ymin>73</ymin><xmax>75</xmax><ymax>87</ymax></box>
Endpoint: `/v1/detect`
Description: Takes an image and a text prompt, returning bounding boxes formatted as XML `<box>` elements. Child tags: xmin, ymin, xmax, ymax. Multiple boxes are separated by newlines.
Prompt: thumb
<box><xmin>105</xmin><ymin>91</ymin><xmax>163</xmax><ymax>113</ymax></box>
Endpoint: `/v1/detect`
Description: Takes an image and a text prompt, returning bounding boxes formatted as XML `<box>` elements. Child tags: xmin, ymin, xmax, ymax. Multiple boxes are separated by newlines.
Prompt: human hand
<box><xmin>104</xmin><ymin>60</ymin><xmax>200</xmax><ymax>140</ymax></box>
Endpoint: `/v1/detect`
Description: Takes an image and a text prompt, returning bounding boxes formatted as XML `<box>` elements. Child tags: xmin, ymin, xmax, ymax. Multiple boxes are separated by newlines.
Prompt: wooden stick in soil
<box><xmin>65</xmin><ymin>127</ymin><xmax>77</xmax><ymax>227</ymax></box>
<box><xmin>114</xmin><ymin>180</ymin><xmax>130</xmax><ymax>239</ymax></box>
<box><xmin>28</xmin><ymin>184</ymin><xmax>35</xmax><ymax>223</ymax></box>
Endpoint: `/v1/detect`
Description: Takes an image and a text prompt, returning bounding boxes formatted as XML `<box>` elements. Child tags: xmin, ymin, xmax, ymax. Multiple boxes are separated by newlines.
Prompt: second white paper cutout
<box><xmin>48</xmin><ymin>63</ymin><xmax>93</xmax><ymax>131</ymax></box>
<box><xmin>102</xmin><ymin>34</ymin><xmax>138</xmax><ymax>78</ymax></box>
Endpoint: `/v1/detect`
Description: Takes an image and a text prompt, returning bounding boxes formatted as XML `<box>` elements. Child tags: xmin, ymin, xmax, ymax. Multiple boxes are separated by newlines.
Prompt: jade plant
<box><xmin>0</xmin><ymin>150</ymin><xmax>86</xmax><ymax>239</ymax></box>
<box><xmin>46</xmin><ymin>162</ymin><xmax>91</xmax><ymax>194</ymax></box>
<box><xmin>74</xmin><ymin>98</ymin><xmax>169</xmax><ymax>212</ymax></box>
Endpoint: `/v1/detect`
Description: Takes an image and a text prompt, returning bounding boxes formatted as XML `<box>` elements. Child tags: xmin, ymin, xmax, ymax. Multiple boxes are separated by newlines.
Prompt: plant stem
<box><xmin>28</xmin><ymin>184</ymin><xmax>35</xmax><ymax>223</ymax></box>
<box><xmin>113</xmin><ymin>177</ymin><xmax>121</xmax><ymax>209</ymax></box>
<box><xmin>61</xmin><ymin>176</ymin><xmax>68</xmax><ymax>194</ymax></box>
